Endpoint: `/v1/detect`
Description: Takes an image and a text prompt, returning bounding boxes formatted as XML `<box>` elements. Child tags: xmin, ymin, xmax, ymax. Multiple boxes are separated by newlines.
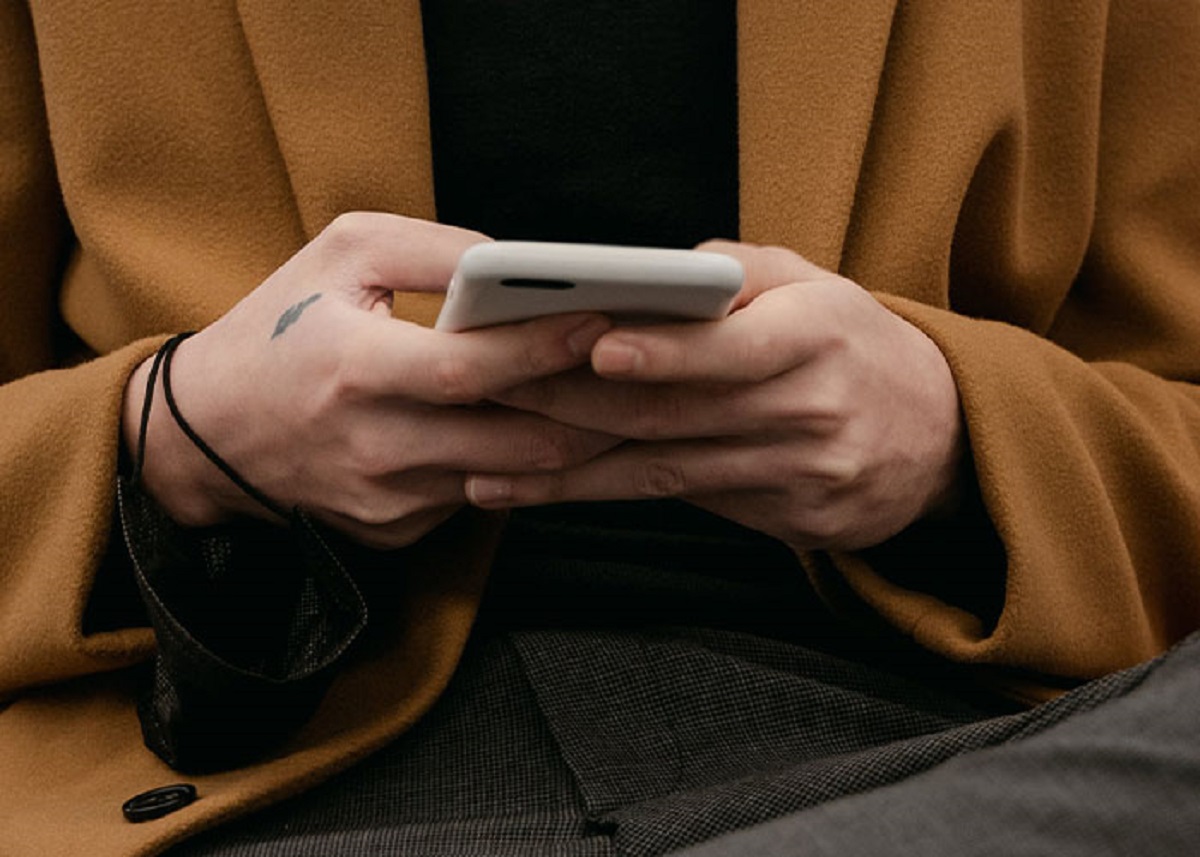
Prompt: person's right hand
<box><xmin>121</xmin><ymin>213</ymin><xmax>616</xmax><ymax>549</ymax></box>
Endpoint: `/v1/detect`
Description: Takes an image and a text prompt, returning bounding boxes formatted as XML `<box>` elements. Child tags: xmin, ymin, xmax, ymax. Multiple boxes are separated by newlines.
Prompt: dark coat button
<box><xmin>122</xmin><ymin>784</ymin><xmax>198</xmax><ymax>823</ymax></box>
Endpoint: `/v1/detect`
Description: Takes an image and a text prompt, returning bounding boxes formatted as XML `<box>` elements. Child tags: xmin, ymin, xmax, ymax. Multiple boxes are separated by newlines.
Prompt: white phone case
<box><xmin>435</xmin><ymin>241</ymin><xmax>744</xmax><ymax>332</ymax></box>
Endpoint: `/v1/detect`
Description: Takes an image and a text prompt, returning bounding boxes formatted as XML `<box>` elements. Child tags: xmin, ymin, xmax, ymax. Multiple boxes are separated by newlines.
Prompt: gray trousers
<box><xmin>676</xmin><ymin>630</ymin><xmax>1200</xmax><ymax>857</ymax></box>
<box><xmin>172</xmin><ymin>626</ymin><xmax>1200</xmax><ymax>857</ymax></box>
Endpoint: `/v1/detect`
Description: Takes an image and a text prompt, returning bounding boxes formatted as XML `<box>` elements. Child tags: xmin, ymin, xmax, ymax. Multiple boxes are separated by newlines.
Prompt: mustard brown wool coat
<box><xmin>2</xmin><ymin>0</ymin><xmax>1200</xmax><ymax>854</ymax></box>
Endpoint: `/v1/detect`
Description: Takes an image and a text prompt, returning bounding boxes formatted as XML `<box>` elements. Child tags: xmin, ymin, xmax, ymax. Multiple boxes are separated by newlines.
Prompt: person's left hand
<box><xmin>463</xmin><ymin>242</ymin><xmax>966</xmax><ymax>552</ymax></box>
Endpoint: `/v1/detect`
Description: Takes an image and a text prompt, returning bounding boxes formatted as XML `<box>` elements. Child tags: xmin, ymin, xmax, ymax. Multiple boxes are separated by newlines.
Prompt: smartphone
<box><xmin>434</xmin><ymin>241</ymin><xmax>744</xmax><ymax>332</ymax></box>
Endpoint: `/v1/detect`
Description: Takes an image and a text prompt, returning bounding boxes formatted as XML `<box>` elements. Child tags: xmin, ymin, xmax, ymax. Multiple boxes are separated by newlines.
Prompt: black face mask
<box><xmin>117</xmin><ymin>334</ymin><xmax>367</xmax><ymax>773</ymax></box>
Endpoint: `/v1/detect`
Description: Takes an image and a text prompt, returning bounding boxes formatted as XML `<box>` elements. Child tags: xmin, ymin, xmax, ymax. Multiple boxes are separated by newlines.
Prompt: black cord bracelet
<box><xmin>136</xmin><ymin>332</ymin><xmax>292</xmax><ymax>522</ymax></box>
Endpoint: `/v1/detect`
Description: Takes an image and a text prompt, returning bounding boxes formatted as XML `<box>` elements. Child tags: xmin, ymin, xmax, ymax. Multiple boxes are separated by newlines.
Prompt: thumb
<box><xmin>694</xmin><ymin>239</ymin><xmax>829</xmax><ymax>308</ymax></box>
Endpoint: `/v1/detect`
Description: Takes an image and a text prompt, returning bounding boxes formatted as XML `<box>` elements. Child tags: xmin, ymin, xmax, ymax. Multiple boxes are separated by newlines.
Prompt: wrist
<box><xmin>922</xmin><ymin>434</ymin><xmax>968</xmax><ymax>522</ymax></box>
<box><xmin>121</xmin><ymin>347</ymin><xmax>244</xmax><ymax>528</ymax></box>
<box><xmin>912</xmin><ymin>332</ymin><xmax>969</xmax><ymax>525</ymax></box>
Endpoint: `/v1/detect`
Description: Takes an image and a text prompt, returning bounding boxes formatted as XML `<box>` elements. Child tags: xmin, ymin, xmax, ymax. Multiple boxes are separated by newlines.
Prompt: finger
<box><xmin>312</xmin><ymin>211</ymin><xmax>490</xmax><ymax>293</ymax></box>
<box><xmin>590</xmin><ymin>285</ymin><xmax>823</xmax><ymax>384</ymax></box>
<box><xmin>355</xmin><ymin>311</ymin><xmax>612</xmax><ymax>402</ymax></box>
<box><xmin>495</xmin><ymin>369</ymin><xmax>830</xmax><ymax>441</ymax></box>
<box><xmin>318</xmin><ymin>503</ymin><xmax>464</xmax><ymax>552</ymax></box>
<box><xmin>694</xmin><ymin>240</ymin><xmax>828</xmax><ymax>306</ymax></box>
<box><xmin>464</xmin><ymin>439</ymin><xmax>774</xmax><ymax>508</ymax></box>
<box><xmin>399</xmin><ymin>405</ymin><xmax>623</xmax><ymax>472</ymax></box>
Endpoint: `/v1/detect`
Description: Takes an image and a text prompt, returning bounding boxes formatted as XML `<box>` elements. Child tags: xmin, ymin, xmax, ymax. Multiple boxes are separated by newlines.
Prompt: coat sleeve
<box><xmin>818</xmin><ymin>0</ymin><xmax>1200</xmax><ymax>684</ymax></box>
<box><xmin>0</xmin><ymin>0</ymin><xmax>165</xmax><ymax>696</ymax></box>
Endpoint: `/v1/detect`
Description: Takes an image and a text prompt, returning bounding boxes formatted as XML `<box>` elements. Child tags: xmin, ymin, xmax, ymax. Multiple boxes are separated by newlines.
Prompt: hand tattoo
<box><xmin>272</xmin><ymin>293</ymin><xmax>323</xmax><ymax>339</ymax></box>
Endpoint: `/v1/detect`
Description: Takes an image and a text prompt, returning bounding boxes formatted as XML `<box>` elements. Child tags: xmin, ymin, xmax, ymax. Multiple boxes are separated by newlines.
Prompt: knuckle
<box><xmin>759</xmin><ymin>244</ymin><xmax>799</xmax><ymax>264</ymax></box>
<box><xmin>634</xmin><ymin>459</ymin><xmax>688</xmax><ymax>498</ymax></box>
<box><xmin>809</xmin><ymin>277</ymin><xmax>866</xmax><ymax>329</ymax></box>
<box><xmin>352</xmin><ymin>521</ymin><xmax>413</xmax><ymax>550</ymax></box>
<box><xmin>345</xmin><ymin>436</ymin><xmax>391</xmax><ymax>481</ymax></box>
<box><xmin>735</xmin><ymin>328</ymin><xmax>784</xmax><ymax>382</ymax></box>
<box><xmin>823</xmin><ymin>324</ymin><xmax>853</xmax><ymax>357</ymax></box>
<box><xmin>299</xmin><ymin>347</ymin><xmax>361</xmax><ymax>426</ymax></box>
<box><xmin>824</xmin><ymin>457</ymin><xmax>861</xmax><ymax>492</ymax></box>
<box><xmin>816</xmin><ymin>448</ymin><xmax>866</xmax><ymax>494</ymax></box>
<box><xmin>694</xmin><ymin>238</ymin><xmax>739</xmax><ymax>255</ymax></box>
<box><xmin>316</xmin><ymin>212</ymin><xmax>385</xmax><ymax>286</ymax></box>
<box><xmin>629</xmin><ymin>390</ymin><xmax>685</xmax><ymax>440</ymax></box>
<box><xmin>336</xmin><ymin>483</ymin><xmax>398</xmax><ymax>528</ymax></box>
<box><xmin>802</xmin><ymin>506</ymin><xmax>846</xmax><ymax>545</ymax></box>
<box><xmin>320</xmin><ymin>212</ymin><xmax>371</xmax><ymax>256</ymax></box>
<box><xmin>761</xmin><ymin>245</ymin><xmax>818</xmax><ymax>281</ymax></box>
<box><xmin>805</xmin><ymin>375</ymin><xmax>854</xmax><ymax>429</ymax></box>
<box><xmin>349</xmin><ymin>498</ymin><xmax>396</xmax><ymax>529</ymax></box>
<box><xmin>757</xmin><ymin>245</ymin><xmax>802</xmax><ymax>279</ymax></box>
<box><xmin>327</xmin><ymin>341</ymin><xmax>371</xmax><ymax>400</ymax></box>
<box><xmin>516</xmin><ymin>339</ymin><xmax>562</xmax><ymax>378</ymax></box>
<box><xmin>350</xmin><ymin>488</ymin><xmax>440</xmax><ymax>533</ymax></box>
<box><xmin>526</xmin><ymin>427</ymin><xmax>576</xmax><ymax>471</ymax></box>
<box><xmin>773</xmin><ymin>390</ymin><xmax>812</xmax><ymax>429</ymax></box>
<box><xmin>380</xmin><ymin>507</ymin><xmax>456</xmax><ymax>549</ymax></box>
<box><xmin>431</xmin><ymin>356</ymin><xmax>484</xmax><ymax>403</ymax></box>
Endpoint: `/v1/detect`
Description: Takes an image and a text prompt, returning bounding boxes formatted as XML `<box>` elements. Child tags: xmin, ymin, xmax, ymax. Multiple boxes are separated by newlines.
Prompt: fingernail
<box><xmin>467</xmin><ymin>475</ymin><xmax>513</xmax><ymax>507</ymax></box>
<box><xmin>566</xmin><ymin>318</ymin><xmax>612</xmax><ymax>358</ymax></box>
<box><xmin>593</xmin><ymin>339</ymin><xmax>642</xmax><ymax>374</ymax></box>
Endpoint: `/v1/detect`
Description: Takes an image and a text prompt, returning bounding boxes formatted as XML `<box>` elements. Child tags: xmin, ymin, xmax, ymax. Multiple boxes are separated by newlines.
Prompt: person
<box><xmin>2</xmin><ymin>1</ymin><xmax>1199</xmax><ymax>855</ymax></box>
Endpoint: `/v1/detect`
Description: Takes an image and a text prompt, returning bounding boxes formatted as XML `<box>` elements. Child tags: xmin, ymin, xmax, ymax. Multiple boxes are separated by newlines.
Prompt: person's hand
<box><xmin>122</xmin><ymin>213</ymin><xmax>617</xmax><ymax>549</ymax></box>
<box><xmin>464</xmin><ymin>241</ymin><xmax>965</xmax><ymax>552</ymax></box>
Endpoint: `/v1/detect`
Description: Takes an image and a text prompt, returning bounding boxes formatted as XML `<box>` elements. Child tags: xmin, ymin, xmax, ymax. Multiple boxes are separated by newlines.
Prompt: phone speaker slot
<box><xmin>500</xmin><ymin>278</ymin><xmax>576</xmax><ymax>290</ymax></box>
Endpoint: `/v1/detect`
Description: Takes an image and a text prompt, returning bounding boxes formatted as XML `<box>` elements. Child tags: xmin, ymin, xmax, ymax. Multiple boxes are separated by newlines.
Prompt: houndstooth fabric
<box><xmin>169</xmin><ymin>501</ymin><xmax>1200</xmax><ymax>857</ymax></box>
<box><xmin>674</xmin><ymin>630</ymin><xmax>1200</xmax><ymax>857</ymax></box>
<box><xmin>169</xmin><ymin>623</ymin><xmax>1194</xmax><ymax>857</ymax></box>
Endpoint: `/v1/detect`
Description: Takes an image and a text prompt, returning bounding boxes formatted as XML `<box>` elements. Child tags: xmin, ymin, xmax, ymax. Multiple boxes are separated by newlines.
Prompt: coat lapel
<box><xmin>738</xmin><ymin>0</ymin><xmax>898</xmax><ymax>270</ymax></box>
<box><xmin>235</xmin><ymin>0</ymin><xmax>436</xmax><ymax>238</ymax></box>
<box><xmin>236</xmin><ymin>0</ymin><xmax>441</xmax><ymax>323</ymax></box>
<box><xmin>236</xmin><ymin>0</ymin><xmax>899</xmax><ymax>277</ymax></box>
